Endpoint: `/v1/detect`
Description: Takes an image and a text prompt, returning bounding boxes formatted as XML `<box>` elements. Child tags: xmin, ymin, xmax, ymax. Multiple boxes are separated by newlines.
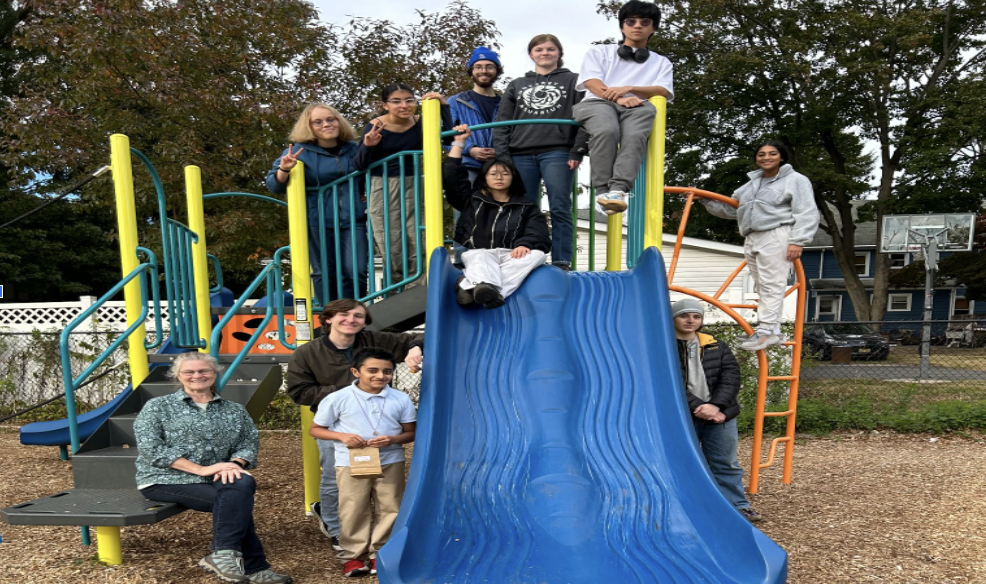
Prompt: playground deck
<box><xmin>1</xmin><ymin>427</ymin><xmax>983</xmax><ymax>584</ymax></box>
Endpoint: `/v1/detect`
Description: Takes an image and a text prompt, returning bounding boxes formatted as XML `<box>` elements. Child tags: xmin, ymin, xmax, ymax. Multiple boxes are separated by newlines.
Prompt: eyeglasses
<box><xmin>623</xmin><ymin>18</ymin><xmax>653</xmax><ymax>27</ymax></box>
<box><xmin>179</xmin><ymin>369</ymin><xmax>215</xmax><ymax>377</ymax></box>
<box><xmin>311</xmin><ymin>117</ymin><xmax>339</xmax><ymax>127</ymax></box>
<box><xmin>486</xmin><ymin>171</ymin><xmax>512</xmax><ymax>178</ymax></box>
<box><xmin>386</xmin><ymin>98</ymin><xmax>418</xmax><ymax>106</ymax></box>
<box><xmin>472</xmin><ymin>65</ymin><xmax>498</xmax><ymax>72</ymax></box>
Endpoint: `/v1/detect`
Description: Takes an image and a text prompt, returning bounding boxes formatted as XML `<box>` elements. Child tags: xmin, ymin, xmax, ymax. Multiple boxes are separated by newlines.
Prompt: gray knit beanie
<box><xmin>671</xmin><ymin>298</ymin><xmax>705</xmax><ymax>318</ymax></box>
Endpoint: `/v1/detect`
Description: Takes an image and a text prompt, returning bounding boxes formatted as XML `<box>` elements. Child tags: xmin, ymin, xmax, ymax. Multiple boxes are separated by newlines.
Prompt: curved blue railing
<box><xmin>203</xmin><ymin>192</ymin><xmax>287</xmax><ymax>207</ymax></box>
<box><xmin>61</xmin><ymin>247</ymin><xmax>162</xmax><ymax>454</ymax></box>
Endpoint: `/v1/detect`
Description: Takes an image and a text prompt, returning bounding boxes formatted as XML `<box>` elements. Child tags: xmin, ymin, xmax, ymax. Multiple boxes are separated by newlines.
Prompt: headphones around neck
<box><xmin>617</xmin><ymin>44</ymin><xmax>651</xmax><ymax>63</ymax></box>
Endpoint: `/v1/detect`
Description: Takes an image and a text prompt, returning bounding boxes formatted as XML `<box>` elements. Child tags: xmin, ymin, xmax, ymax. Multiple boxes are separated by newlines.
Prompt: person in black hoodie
<box><xmin>444</xmin><ymin>125</ymin><xmax>551</xmax><ymax>309</ymax></box>
<box><xmin>493</xmin><ymin>34</ymin><xmax>586</xmax><ymax>271</ymax></box>
<box><xmin>672</xmin><ymin>298</ymin><xmax>762</xmax><ymax>522</ymax></box>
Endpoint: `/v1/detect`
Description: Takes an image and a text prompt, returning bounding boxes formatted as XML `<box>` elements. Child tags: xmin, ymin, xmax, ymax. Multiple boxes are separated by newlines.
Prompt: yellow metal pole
<box><xmin>606</xmin><ymin>214</ymin><xmax>623</xmax><ymax>271</ymax></box>
<box><xmin>421</xmin><ymin>98</ymin><xmax>445</xmax><ymax>275</ymax></box>
<box><xmin>185</xmin><ymin>166</ymin><xmax>212</xmax><ymax>352</ymax></box>
<box><xmin>95</xmin><ymin>526</ymin><xmax>122</xmax><ymax>565</ymax></box>
<box><xmin>109</xmin><ymin>134</ymin><xmax>149</xmax><ymax>387</ymax></box>
<box><xmin>286</xmin><ymin>163</ymin><xmax>319</xmax><ymax>513</ymax></box>
<box><xmin>643</xmin><ymin>96</ymin><xmax>667</xmax><ymax>252</ymax></box>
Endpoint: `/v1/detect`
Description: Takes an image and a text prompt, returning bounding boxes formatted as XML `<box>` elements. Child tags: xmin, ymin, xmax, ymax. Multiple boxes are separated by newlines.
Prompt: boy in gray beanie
<box><xmin>671</xmin><ymin>298</ymin><xmax>761</xmax><ymax>522</ymax></box>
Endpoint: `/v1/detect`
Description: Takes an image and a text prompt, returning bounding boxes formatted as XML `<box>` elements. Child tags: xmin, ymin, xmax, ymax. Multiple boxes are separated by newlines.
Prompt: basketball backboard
<box><xmin>879</xmin><ymin>213</ymin><xmax>975</xmax><ymax>253</ymax></box>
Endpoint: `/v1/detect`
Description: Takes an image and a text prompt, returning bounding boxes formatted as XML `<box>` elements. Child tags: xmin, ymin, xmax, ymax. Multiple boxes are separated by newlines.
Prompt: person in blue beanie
<box><xmin>448</xmin><ymin>47</ymin><xmax>503</xmax><ymax>267</ymax></box>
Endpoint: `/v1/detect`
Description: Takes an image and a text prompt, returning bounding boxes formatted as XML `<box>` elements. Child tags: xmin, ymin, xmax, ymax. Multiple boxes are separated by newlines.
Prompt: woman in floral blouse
<box><xmin>134</xmin><ymin>352</ymin><xmax>291</xmax><ymax>584</ymax></box>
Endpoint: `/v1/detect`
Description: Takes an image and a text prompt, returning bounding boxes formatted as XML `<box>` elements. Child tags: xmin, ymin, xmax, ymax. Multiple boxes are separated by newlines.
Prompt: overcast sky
<box><xmin>311</xmin><ymin>0</ymin><xmax>620</xmax><ymax>84</ymax></box>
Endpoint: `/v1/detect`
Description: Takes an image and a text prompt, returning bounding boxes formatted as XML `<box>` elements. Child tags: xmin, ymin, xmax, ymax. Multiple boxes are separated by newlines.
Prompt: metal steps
<box><xmin>2</xmin><ymin>361</ymin><xmax>282</xmax><ymax>527</ymax></box>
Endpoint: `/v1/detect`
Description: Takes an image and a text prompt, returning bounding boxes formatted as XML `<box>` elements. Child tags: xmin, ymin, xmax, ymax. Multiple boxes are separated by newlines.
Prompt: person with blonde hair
<box><xmin>134</xmin><ymin>352</ymin><xmax>292</xmax><ymax>583</ymax></box>
<box><xmin>267</xmin><ymin>103</ymin><xmax>368</xmax><ymax>303</ymax></box>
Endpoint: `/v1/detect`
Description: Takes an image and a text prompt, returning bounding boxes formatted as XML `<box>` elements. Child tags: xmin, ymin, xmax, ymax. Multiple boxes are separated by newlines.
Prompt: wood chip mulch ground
<box><xmin>1</xmin><ymin>426</ymin><xmax>984</xmax><ymax>583</ymax></box>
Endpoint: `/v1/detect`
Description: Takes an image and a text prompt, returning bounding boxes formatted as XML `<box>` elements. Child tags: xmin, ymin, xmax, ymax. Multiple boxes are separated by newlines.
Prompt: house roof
<box><xmin>805</xmin><ymin>200</ymin><xmax>879</xmax><ymax>249</ymax></box>
<box><xmin>574</xmin><ymin>209</ymin><xmax>744</xmax><ymax>256</ymax></box>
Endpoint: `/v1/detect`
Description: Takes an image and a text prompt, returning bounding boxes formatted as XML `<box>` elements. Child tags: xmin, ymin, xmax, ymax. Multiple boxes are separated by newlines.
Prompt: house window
<box><xmin>888</xmin><ymin>293</ymin><xmax>912</xmax><ymax>312</ymax></box>
<box><xmin>854</xmin><ymin>252</ymin><xmax>870</xmax><ymax>276</ymax></box>
<box><xmin>889</xmin><ymin>253</ymin><xmax>908</xmax><ymax>269</ymax></box>
<box><xmin>954</xmin><ymin>296</ymin><xmax>972</xmax><ymax>316</ymax></box>
<box><xmin>817</xmin><ymin>296</ymin><xmax>840</xmax><ymax>317</ymax></box>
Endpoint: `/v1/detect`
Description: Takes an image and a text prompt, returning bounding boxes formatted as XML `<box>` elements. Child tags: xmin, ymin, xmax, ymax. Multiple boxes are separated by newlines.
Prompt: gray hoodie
<box><xmin>701</xmin><ymin>164</ymin><xmax>819</xmax><ymax>247</ymax></box>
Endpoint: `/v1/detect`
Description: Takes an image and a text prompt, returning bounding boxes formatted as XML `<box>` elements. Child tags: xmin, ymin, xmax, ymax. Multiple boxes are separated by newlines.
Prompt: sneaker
<box><xmin>472</xmin><ymin>283</ymin><xmax>505</xmax><ymax>309</ymax></box>
<box><xmin>309</xmin><ymin>501</ymin><xmax>343</xmax><ymax>550</ymax></box>
<box><xmin>343</xmin><ymin>559</ymin><xmax>370</xmax><ymax>577</ymax></box>
<box><xmin>369</xmin><ymin>558</ymin><xmax>377</xmax><ymax>575</ymax></box>
<box><xmin>739</xmin><ymin>508</ymin><xmax>763</xmax><ymax>522</ymax></box>
<box><xmin>738</xmin><ymin>331</ymin><xmax>784</xmax><ymax>352</ymax></box>
<box><xmin>200</xmin><ymin>550</ymin><xmax>247</xmax><ymax>583</ymax></box>
<box><xmin>455</xmin><ymin>276</ymin><xmax>475</xmax><ymax>306</ymax></box>
<box><xmin>596</xmin><ymin>190</ymin><xmax>628</xmax><ymax>214</ymax></box>
<box><xmin>553</xmin><ymin>262</ymin><xmax>572</xmax><ymax>271</ymax></box>
<box><xmin>246</xmin><ymin>569</ymin><xmax>293</xmax><ymax>584</ymax></box>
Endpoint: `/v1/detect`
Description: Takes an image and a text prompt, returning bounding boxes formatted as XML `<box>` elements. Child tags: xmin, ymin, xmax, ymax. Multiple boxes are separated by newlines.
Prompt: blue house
<box><xmin>801</xmin><ymin>202</ymin><xmax>983</xmax><ymax>322</ymax></box>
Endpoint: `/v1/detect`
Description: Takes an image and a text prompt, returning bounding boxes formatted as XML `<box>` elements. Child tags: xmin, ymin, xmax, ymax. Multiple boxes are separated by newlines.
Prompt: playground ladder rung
<box><xmin>727</xmin><ymin>303</ymin><xmax>758</xmax><ymax>309</ymax></box>
<box><xmin>762</xmin><ymin>410</ymin><xmax>794</xmax><ymax>417</ymax></box>
<box><xmin>767</xmin><ymin>375</ymin><xmax>797</xmax><ymax>382</ymax></box>
<box><xmin>756</xmin><ymin>436</ymin><xmax>793</xmax><ymax>470</ymax></box>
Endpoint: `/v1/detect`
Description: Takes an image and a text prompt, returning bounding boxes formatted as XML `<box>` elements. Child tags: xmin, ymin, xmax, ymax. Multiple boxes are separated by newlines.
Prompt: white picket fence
<box><xmin>0</xmin><ymin>296</ymin><xmax>175</xmax><ymax>333</ymax></box>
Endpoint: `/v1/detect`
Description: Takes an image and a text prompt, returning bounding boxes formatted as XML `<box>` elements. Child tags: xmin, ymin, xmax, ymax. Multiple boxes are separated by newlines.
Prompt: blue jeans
<box><xmin>309</xmin><ymin>221</ymin><xmax>369</xmax><ymax>303</ymax></box>
<box><xmin>141</xmin><ymin>476</ymin><xmax>270</xmax><ymax>574</ymax></box>
<box><xmin>692</xmin><ymin>417</ymin><xmax>751</xmax><ymax>510</ymax></box>
<box><xmin>316</xmin><ymin>438</ymin><xmax>341</xmax><ymax>537</ymax></box>
<box><xmin>512</xmin><ymin>151</ymin><xmax>574</xmax><ymax>265</ymax></box>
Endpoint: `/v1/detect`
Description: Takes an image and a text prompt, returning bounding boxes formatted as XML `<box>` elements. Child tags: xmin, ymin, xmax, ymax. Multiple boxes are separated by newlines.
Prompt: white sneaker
<box><xmin>739</xmin><ymin>331</ymin><xmax>784</xmax><ymax>352</ymax></box>
<box><xmin>596</xmin><ymin>190</ymin><xmax>628</xmax><ymax>214</ymax></box>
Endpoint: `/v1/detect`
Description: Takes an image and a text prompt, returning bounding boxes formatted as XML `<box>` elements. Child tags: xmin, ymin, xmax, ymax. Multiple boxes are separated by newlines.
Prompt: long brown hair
<box><xmin>528</xmin><ymin>34</ymin><xmax>564</xmax><ymax>68</ymax></box>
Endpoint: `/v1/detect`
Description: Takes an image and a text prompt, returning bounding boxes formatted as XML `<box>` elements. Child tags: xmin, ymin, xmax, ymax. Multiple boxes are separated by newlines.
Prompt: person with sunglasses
<box><xmin>573</xmin><ymin>0</ymin><xmax>674</xmax><ymax>215</ymax></box>
<box><xmin>354</xmin><ymin>83</ymin><xmax>453</xmax><ymax>289</ymax></box>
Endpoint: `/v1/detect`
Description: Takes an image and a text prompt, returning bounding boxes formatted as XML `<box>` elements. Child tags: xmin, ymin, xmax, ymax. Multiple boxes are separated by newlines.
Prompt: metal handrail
<box><xmin>439</xmin><ymin>118</ymin><xmax>580</xmax><ymax>137</ymax></box>
<box><xmin>207</xmin><ymin>254</ymin><xmax>223</xmax><ymax>294</ymax></box>
<box><xmin>163</xmin><ymin>218</ymin><xmax>204</xmax><ymax>348</ymax></box>
<box><xmin>203</xmin><ymin>192</ymin><xmax>287</xmax><ymax>207</ymax></box>
<box><xmin>209</xmin><ymin>246</ymin><xmax>292</xmax><ymax>390</ymax></box>
<box><xmin>60</xmin><ymin>247</ymin><xmax>162</xmax><ymax>454</ymax></box>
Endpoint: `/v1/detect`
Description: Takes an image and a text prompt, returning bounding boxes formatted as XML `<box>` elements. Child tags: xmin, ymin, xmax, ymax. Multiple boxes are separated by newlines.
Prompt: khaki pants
<box><xmin>335</xmin><ymin>461</ymin><xmax>406</xmax><ymax>561</ymax></box>
<box><xmin>369</xmin><ymin>176</ymin><xmax>419</xmax><ymax>288</ymax></box>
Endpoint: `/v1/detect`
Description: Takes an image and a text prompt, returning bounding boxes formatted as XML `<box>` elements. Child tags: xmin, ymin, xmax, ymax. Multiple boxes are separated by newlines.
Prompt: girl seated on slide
<box><xmin>442</xmin><ymin>125</ymin><xmax>551</xmax><ymax>309</ymax></box>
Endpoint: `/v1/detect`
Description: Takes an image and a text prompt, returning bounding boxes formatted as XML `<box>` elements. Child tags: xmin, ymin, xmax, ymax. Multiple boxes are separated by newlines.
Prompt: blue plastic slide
<box><xmin>378</xmin><ymin>249</ymin><xmax>787</xmax><ymax>584</ymax></box>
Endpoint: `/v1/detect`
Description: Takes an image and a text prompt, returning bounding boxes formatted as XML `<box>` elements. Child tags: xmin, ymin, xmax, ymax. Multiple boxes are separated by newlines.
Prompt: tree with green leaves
<box><xmin>598</xmin><ymin>0</ymin><xmax>986</xmax><ymax>321</ymax></box>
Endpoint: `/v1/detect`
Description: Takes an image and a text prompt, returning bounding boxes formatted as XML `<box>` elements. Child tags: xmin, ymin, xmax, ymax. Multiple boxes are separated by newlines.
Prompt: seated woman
<box><xmin>354</xmin><ymin>83</ymin><xmax>452</xmax><ymax>289</ymax></box>
<box><xmin>134</xmin><ymin>352</ymin><xmax>291</xmax><ymax>584</ymax></box>
<box><xmin>443</xmin><ymin>125</ymin><xmax>550</xmax><ymax>309</ymax></box>
<box><xmin>266</xmin><ymin>103</ymin><xmax>368</xmax><ymax>304</ymax></box>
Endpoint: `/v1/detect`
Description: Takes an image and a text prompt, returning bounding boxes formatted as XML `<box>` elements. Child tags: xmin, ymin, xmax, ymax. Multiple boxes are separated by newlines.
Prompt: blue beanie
<box><xmin>467</xmin><ymin>46</ymin><xmax>501</xmax><ymax>70</ymax></box>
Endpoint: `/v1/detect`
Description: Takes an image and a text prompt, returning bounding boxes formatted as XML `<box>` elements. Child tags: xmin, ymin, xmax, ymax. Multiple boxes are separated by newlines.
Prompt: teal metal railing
<box><xmin>60</xmin><ymin>247</ymin><xmax>162</xmax><ymax>454</ymax></box>
<box><xmin>207</xmin><ymin>254</ymin><xmax>223</xmax><ymax>293</ymax></box>
<box><xmin>209</xmin><ymin>246</ymin><xmax>293</xmax><ymax>391</ymax></box>
<box><xmin>162</xmin><ymin>218</ymin><xmax>203</xmax><ymax>348</ymax></box>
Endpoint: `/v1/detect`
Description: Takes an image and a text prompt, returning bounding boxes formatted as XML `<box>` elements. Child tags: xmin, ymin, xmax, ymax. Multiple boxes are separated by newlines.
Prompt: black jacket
<box><xmin>442</xmin><ymin>158</ymin><xmax>551</xmax><ymax>253</ymax></box>
<box><xmin>676</xmin><ymin>333</ymin><xmax>742</xmax><ymax>421</ymax></box>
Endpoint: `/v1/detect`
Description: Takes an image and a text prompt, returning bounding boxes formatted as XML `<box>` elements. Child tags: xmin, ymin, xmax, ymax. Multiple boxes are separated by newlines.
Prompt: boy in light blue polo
<box><xmin>310</xmin><ymin>347</ymin><xmax>416</xmax><ymax>578</ymax></box>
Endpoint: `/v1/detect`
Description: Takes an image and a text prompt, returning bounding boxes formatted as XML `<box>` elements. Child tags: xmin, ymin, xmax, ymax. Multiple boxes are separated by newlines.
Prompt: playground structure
<box><xmin>3</xmin><ymin>96</ymin><xmax>806</xmax><ymax>582</ymax></box>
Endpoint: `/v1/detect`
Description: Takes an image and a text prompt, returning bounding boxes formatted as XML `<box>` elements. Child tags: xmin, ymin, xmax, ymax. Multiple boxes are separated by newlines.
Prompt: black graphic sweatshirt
<box><xmin>493</xmin><ymin>68</ymin><xmax>589</xmax><ymax>162</ymax></box>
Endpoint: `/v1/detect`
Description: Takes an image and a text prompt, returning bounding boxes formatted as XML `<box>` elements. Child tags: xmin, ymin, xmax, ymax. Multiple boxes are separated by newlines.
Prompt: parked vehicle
<box><xmin>804</xmin><ymin>323</ymin><xmax>890</xmax><ymax>361</ymax></box>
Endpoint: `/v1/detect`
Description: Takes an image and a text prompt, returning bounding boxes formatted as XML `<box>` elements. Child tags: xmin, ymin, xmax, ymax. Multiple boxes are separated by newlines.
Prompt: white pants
<box><xmin>744</xmin><ymin>225</ymin><xmax>790</xmax><ymax>333</ymax></box>
<box><xmin>460</xmin><ymin>248</ymin><xmax>546</xmax><ymax>299</ymax></box>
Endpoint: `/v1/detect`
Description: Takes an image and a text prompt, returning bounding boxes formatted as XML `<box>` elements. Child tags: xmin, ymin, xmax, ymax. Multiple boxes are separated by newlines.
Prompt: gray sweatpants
<box><xmin>573</xmin><ymin>99</ymin><xmax>656</xmax><ymax>193</ymax></box>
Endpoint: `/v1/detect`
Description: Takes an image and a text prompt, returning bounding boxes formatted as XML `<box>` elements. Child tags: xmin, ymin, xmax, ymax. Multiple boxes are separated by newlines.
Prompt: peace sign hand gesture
<box><xmin>364</xmin><ymin>120</ymin><xmax>386</xmax><ymax>147</ymax></box>
<box><xmin>280</xmin><ymin>144</ymin><xmax>305</xmax><ymax>172</ymax></box>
